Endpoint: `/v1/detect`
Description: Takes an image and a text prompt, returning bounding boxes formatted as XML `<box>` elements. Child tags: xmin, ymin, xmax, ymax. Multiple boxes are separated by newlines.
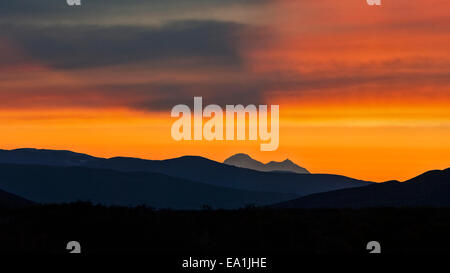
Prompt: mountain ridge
<box><xmin>224</xmin><ymin>153</ymin><xmax>310</xmax><ymax>174</ymax></box>
<box><xmin>0</xmin><ymin>188</ymin><xmax>34</xmax><ymax>209</ymax></box>
<box><xmin>0</xmin><ymin>148</ymin><xmax>372</xmax><ymax>197</ymax></box>
<box><xmin>0</xmin><ymin>163</ymin><xmax>294</xmax><ymax>209</ymax></box>
<box><xmin>272</xmin><ymin>167</ymin><xmax>450</xmax><ymax>208</ymax></box>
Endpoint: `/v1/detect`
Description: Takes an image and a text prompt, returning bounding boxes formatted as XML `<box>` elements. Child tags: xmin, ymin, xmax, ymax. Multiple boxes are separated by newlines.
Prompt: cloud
<box><xmin>0</xmin><ymin>0</ymin><xmax>269</xmax><ymax>26</ymax></box>
<box><xmin>0</xmin><ymin>0</ymin><xmax>449</xmax><ymax>113</ymax></box>
<box><xmin>3</xmin><ymin>20</ymin><xmax>249</xmax><ymax>69</ymax></box>
<box><xmin>126</xmin><ymin>81</ymin><xmax>266</xmax><ymax>111</ymax></box>
<box><xmin>0</xmin><ymin>0</ymin><xmax>270</xmax><ymax>112</ymax></box>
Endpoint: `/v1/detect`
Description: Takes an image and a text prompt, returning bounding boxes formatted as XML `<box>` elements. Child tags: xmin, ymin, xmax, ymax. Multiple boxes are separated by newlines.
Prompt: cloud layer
<box><xmin>0</xmin><ymin>0</ymin><xmax>449</xmax><ymax>112</ymax></box>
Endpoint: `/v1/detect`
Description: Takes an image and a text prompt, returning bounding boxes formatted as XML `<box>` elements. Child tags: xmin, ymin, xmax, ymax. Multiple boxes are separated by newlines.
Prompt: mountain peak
<box><xmin>227</xmin><ymin>153</ymin><xmax>252</xmax><ymax>160</ymax></box>
<box><xmin>224</xmin><ymin>154</ymin><xmax>310</xmax><ymax>174</ymax></box>
<box><xmin>0</xmin><ymin>148</ymin><xmax>98</xmax><ymax>166</ymax></box>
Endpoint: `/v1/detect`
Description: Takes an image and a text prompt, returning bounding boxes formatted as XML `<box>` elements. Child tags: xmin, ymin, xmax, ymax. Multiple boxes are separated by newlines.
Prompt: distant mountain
<box><xmin>0</xmin><ymin>188</ymin><xmax>34</xmax><ymax>209</ymax></box>
<box><xmin>0</xmin><ymin>149</ymin><xmax>372</xmax><ymax>197</ymax></box>
<box><xmin>0</xmin><ymin>148</ymin><xmax>97</xmax><ymax>166</ymax></box>
<box><xmin>273</xmin><ymin>168</ymin><xmax>450</xmax><ymax>208</ymax></box>
<box><xmin>0</xmin><ymin>164</ymin><xmax>294</xmax><ymax>210</ymax></box>
<box><xmin>86</xmin><ymin>156</ymin><xmax>371</xmax><ymax>196</ymax></box>
<box><xmin>224</xmin><ymin>153</ymin><xmax>310</xmax><ymax>174</ymax></box>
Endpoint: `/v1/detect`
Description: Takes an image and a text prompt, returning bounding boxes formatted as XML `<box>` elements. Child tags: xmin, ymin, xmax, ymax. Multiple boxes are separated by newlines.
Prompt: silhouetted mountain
<box><xmin>224</xmin><ymin>153</ymin><xmax>310</xmax><ymax>174</ymax></box>
<box><xmin>224</xmin><ymin>153</ymin><xmax>266</xmax><ymax>171</ymax></box>
<box><xmin>273</xmin><ymin>168</ymin><xmax>450</xmax><ymax>208</ymax></box>
<box><xmin>0</xmin><ymin>188</ymin><xmax>34</xmax><ymax>209</ymax></box>
<box><xmin>0</xmin><ymin>148</ymin><xmax>98</xmax><ymax>166</ymax></box>
<box><xmin>0</xmin><ymin>164</ymin><xmax>294</xmax><ymax>210</ymax></box>
<box><xmin>87</xmin><ymin>156</ymin><xmax>373</xmax><ymax>196</ymax></box>
<box><xmin>0</xmin><ymin>148</ymin><xmax>372</xmax><ymax>197</ymax></box>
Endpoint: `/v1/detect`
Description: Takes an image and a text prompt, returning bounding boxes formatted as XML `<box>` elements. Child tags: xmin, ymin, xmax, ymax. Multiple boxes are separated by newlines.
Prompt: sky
<box><xmin>0</xmin><ymin>0</ymin><xmax>449</xmax><ymax>182</ymax></box>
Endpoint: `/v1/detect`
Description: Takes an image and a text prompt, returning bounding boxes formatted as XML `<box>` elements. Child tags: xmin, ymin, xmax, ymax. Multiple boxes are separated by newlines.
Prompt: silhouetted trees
<box><xmin>1</xmin><ymin>203</ymin><xmax>450</xmax><ymax>253</ymax></box>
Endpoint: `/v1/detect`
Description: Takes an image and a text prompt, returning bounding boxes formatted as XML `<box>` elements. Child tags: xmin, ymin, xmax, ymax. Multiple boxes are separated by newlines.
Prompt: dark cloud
<box><xmin>0</xmin><ymin>0</ymin><xmax>268</xmax><ymax>24</ymax></box>
<box><xmin>265</xmin><ymin>71</ymin><xmax>450</xmax><ymax>94</ymax></box>
<box><xmin>0</xmin><ymin>80</ymin><xmax>266</xmax><ymax>111</ymax></box>
<box><xmin>123</xmin><ymin>82</ymin><xmax>266</xmax><ymax>111</ymax></box>
<box><xmin>3</xmin><ymin>20</ymin><xmax>246</xmax><ymax>69</ymax></box>
<box><xmin>2</xmin><ymin>1</ymin><xmax>447</xmax><ymax>114</ymax></box>
<box><xmin>3</xmin><ymin>65</ymin><xmax>448</xmax><ymax>112</ymax></box>
<box><xmin>0</xmin><ymin>0</ymin><xmax>271</xmax><ymax>111</ymax></box>
<box><xmin>0</xmin><ymin>0</ymin><xmax>265</xmax><ymax>14</ymax></box>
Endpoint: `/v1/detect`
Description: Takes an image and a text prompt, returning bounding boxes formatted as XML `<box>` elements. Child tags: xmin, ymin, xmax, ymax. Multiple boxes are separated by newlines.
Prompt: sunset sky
<box><xmin>0</xmin><ymin>0</ymin><xmax>449</xmax><ymax>182</ymax></box>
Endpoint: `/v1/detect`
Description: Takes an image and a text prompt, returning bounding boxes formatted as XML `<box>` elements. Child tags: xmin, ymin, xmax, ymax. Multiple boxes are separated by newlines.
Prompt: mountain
<box><xmin>0</xmin><ymin>188</ymin><xmax>34</xmax><ymax>209</ymax></box>
<box><xmin>0</xmin><ymin>164</ymin><xmax>294</xmax><ymax>210</ymax></box>
<box><xmin>272</xmin><ymin>168</ymin><xmax>450</xmax><ymax>208</ymax></box>
<box><xmin>0</xmin><ymin>148</ymin><xmax>98</xmax><ymax>166</ymax></box>
<box><xmin>0</xmin><ymin>149</ymin><xmax>372</xmax><ymax>197</ymax></box>
<box><xmin>224</xmin><ymin>153</ymin><xmax>310</xmax><ymax>174</ymax></box>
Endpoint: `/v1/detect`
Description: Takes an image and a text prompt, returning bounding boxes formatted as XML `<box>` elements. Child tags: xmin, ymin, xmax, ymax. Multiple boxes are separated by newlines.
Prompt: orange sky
<box><xmin>0</xmin><ymin>0</ymin><xmax>449</xmax><ymax>182</ymax></box>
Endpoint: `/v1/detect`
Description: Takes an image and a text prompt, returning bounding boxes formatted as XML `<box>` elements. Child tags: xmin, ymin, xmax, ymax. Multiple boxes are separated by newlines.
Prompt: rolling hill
<box><xmin>273</xmin><ymin>168</ymin><xmax>450</xmax><ymax>208</ymax></box>
<box><xmin>0</xmin><ymin>164</ymin><xmax>294</xmax><ymax>209</ymax></box>
<box><xmin>0</xmin><ymin>149</ymin><xmax>372</xmax><ymax>197</ymax></box>
<box><xmin>0</xmin><ymin>188</ymin><xmax>34</xmax><ymax>209</ymax></box>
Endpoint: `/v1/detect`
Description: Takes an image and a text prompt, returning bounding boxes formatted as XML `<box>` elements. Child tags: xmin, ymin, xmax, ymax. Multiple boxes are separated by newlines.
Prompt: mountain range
<box><xmin>273</xmin><ymin>168</ymin><xmax>450</xmax><ymax>208</ymax></box>
<box><xmin>0</xmin><ymin>164</ymin><xmax>294</xmax><ymax>209</ymax></box>
<box><xmin>0</xmin><ymin>148</ymin><xmax>448</xmax><ymax>209</ymax></box>
<box><xmin>0</xmin><ymin>148</ymin><xmax>372</xmax><ymax>209</ymax></box>
<box><xmin>224</xmin><ymin>153</ymin><xmax>310</xmax><ymax>174</ymax></box>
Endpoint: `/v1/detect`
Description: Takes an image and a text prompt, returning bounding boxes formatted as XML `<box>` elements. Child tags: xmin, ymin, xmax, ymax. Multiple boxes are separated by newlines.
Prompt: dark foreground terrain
<box><xmin>1</xmin><ymin>203</ymin><xmax>450</xmax><ymax>254</ymax></box>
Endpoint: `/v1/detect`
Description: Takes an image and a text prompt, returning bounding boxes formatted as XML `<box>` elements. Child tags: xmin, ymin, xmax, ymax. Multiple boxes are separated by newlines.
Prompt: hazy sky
<box><xmin>0</xmin><ymin>0</ymin><xmax>449</xmax><ymax>181</ymax></box>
